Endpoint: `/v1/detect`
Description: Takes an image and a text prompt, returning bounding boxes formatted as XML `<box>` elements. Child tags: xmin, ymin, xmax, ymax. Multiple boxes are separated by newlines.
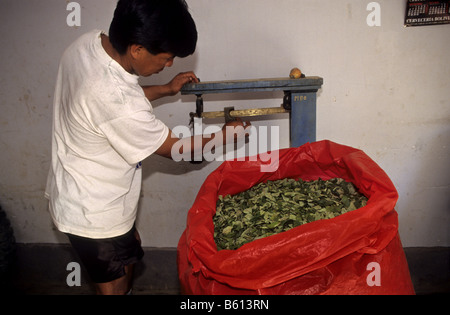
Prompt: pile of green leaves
<box><xmin>213</xmin><ymin>178</ymin><xmax>368</xmax><ymax>251</ymax></box>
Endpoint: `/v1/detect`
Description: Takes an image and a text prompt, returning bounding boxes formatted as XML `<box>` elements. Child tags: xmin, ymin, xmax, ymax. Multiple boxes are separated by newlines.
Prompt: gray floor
<box><xmin>403</xmin><ymin>247</ymin><xmax>450</xmax><ymax>295</ymax></box>
<box><xmin>5</xmin><ymin>244</ymin><xmax>450</xmax><ymax>295</ymax></box>
<box><xmin>8</xmin><ymin>244</ymin><xmax>180</xmax><ymax>295</ymax></box>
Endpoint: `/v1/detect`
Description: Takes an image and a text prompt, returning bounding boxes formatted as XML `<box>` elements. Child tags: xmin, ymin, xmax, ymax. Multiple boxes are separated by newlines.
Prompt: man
<box><xmin>45</xmin><ymin>0</ymin><xmax>248</xmax><ymax>295</ymax></box>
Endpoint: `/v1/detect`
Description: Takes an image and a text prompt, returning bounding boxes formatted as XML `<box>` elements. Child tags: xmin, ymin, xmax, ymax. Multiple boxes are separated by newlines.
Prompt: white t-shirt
<box><xmin>45</xmin><ymin>30</ymin><xmax>169</xmax><ymax>239</ymax></box>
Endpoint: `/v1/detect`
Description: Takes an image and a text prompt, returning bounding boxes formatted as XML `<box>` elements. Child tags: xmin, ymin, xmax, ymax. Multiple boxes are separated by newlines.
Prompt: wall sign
<box><xmin>405</xmin><ymin>0</ymin><xmax>450</xmax><ymax>26</ymax></box>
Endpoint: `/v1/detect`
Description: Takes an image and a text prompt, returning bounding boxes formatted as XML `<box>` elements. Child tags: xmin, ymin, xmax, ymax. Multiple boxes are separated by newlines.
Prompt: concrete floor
<box><xmin>403</xmin><ymin>247</ymin><xmax>450</xmax><ymax>295</ymax></box>
<box><xmin>7</xmin><ymin>244</ymin><xmax>180</xmax><ymax>295</ymax></box>
<box><xmin>4</xmin><ymin>244</ymin><xmax>450</xmax><ymax>295</ymax></box>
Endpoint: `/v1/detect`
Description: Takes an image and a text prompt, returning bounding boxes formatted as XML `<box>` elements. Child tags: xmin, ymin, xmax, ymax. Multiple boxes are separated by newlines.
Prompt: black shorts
<box><xmin>66</xmin><ymin>226</ymin><xmax>144</xmax><ymax>283</ymax></box>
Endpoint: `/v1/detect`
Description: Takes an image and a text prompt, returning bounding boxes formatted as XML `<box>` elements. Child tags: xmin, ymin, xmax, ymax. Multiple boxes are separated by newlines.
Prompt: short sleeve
<box><xmin>99</xmin><ymin>110</ymin><xmax>169</xmax><ymax>165</ymax></box>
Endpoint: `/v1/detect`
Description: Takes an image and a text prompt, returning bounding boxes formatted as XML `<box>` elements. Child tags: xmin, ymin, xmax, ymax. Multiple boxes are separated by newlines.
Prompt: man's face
<box><xmin>130</xmin><ymin>45</ymin><xmax>175</xmax><ymax>77</ymax></box>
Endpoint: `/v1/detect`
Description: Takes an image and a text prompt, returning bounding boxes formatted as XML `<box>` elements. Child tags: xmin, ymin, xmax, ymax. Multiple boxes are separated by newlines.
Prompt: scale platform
<box><xmin>181</xmin><ymin>76</ymin><xmax>323</xmax><ymax>147</ymax></box>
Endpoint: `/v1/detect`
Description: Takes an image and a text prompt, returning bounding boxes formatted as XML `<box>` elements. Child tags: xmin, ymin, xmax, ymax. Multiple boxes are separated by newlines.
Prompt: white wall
<box><xmin>0</xmin><ymin>0</ymin><xmax>448</xmax><ymax>247</ymax></box>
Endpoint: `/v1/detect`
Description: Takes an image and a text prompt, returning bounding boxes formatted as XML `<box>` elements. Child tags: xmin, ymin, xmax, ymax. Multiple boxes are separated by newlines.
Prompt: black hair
<box><xmin>109</xmin><ymin>0</ymin><xmax>197</xmax><ymax>57</ymax></box>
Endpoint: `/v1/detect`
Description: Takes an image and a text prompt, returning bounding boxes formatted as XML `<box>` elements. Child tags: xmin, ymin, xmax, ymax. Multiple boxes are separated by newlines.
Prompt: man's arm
<box><xmin>142</xmin><ymin>71</ymin><xmax>199</xmax><ymax>101</ymax></box>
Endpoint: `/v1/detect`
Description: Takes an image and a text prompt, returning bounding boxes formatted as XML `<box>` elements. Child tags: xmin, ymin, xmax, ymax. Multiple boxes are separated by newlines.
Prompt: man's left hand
<box><xmin>167</xmin><ymin>71</ymin><xmax>199</xmax><ymax>95</ymax></box>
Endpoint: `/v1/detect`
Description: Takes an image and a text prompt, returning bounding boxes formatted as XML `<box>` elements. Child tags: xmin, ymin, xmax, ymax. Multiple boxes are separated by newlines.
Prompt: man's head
<box><xmin>109</xmin><ymin>0</ymin><xmax>197</xmax><ymax>75</ymax></box>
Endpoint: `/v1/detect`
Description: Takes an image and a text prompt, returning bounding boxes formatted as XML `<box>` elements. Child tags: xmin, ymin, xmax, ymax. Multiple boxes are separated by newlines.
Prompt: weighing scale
<box><xmin>181</xmin><ymin>76</ymin><xmax>323</xmax><ymax>147</ymax></box>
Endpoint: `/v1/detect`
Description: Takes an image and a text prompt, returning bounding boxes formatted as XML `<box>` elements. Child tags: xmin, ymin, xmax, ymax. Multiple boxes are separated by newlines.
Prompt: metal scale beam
<box><xmin>181</xmin><ymin>76</ymin><xmax>323</xmax><ymax>147</ymax></box>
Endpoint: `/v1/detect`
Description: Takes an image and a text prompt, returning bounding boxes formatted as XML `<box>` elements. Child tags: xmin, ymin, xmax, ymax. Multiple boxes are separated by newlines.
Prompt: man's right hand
<box><xmin>221</xmin><ymin>118</ymin><xmax>252</xmax><ymax>144</ymax></box>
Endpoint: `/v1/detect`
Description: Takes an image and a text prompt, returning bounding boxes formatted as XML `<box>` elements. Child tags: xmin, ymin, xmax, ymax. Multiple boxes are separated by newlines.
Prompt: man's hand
<box><xmin>166</xmin><ymin>71</ymin><xmax>199</xmax><ymax>96</ymax></box>
<box><xmin>221</xmin><ymin>118</ymin><xmax>252</xmax><ymax>144</ymax></box>
<box><xmin>141</xmin><ymin>71</ymin><xmax>199</xmax><ymax>101</ymax></box>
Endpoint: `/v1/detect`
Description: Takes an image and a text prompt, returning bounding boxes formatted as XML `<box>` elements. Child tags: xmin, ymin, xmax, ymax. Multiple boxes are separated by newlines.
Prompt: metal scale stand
<box><xmin>181</xmin><ymin>76</ymin><xmax>323</xmax><ymax>148</ymax></box>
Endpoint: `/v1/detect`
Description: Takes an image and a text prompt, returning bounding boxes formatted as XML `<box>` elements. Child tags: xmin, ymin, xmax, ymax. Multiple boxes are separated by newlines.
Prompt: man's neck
<box><xmin>101</xmin><ymin>34</ymin><xmax>134</xmax><ymax>74</ymax></box>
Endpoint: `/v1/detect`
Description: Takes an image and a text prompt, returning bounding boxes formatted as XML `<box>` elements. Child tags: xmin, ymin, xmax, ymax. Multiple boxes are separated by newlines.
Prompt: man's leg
<box><xmin>94</xmin><ymin>264</ymin><xmax>135</xmax><ymax>295</ymax></box>
<box><xmin>66</xmin><ymin>227</ymin><xmax>144</xmax><ymax>295</ymax></box>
